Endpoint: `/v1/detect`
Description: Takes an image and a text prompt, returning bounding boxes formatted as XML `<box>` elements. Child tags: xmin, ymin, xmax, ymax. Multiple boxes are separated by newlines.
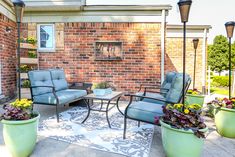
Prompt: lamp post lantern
<box><xmin>13</xmin><ymin>0</ymin><xmax>25</xmax><ymax>100</ymax></box>
<box><xmin>178</xmin><ymin>0</ymin><xmax>192</xmax><ymax>105</ymax></box>
<box><xmin>225</xmin><ymin>21</ymin><xmax>235</xmax><ymax>99</ymax></box>
<box><xmin>192</xmin><ymin>38</ymin><xmax>199</xmax><ymax>89</ymax></box>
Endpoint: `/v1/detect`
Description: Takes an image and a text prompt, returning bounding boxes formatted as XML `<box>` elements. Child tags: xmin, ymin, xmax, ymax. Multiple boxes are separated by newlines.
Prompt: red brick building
<box><xmin>0</xmin><ymin>1</ymin><xmax>211</xmax><ymax>101</ymax></box>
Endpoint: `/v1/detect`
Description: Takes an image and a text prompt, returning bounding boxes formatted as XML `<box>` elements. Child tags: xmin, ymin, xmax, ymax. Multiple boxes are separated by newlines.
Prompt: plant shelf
<box><xmin>20</xmin><ymin>73</ymin><xmax>28</xmax><ymax>79</ymax></box>
<box><xmin>20</xmin><ymin>58</ymin><xmax>38</xmax><ymax>64</ymax></box>
<box><xmin>20</xmin><ymin>43</ymin><xmax>37</xmax><ymax>50</ymax></box>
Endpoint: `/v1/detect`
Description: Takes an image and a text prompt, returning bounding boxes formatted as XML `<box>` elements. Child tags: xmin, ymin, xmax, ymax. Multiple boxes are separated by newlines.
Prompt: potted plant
<box><xmin>20</xmin><ymin>65</ymin><xmax>31</xmax><ymax>73</ymax></box>
<box><xmin>155</xmin><ymin>104</ymin><xmax>208</xmax><ymax>157</ymax></box>
<box><xmin>186</xmin><ymin>88</ymin><xmax>205</xmax><ymax>107</ymax></box>
<box><xmin>92</xmin><ymin>81</ymin><xmax>114</xmax><ymax>96</ymax></box>
<box><xmin>207</xmin><ymin>97</ymin><xmax>235</xmax><ymax>138</ymax></box>
<box><xmin>0</xmin><ymin>99</ymin><xmax>40</xmax><ymax>157</ymax></box>
<box><xmin>26</xmin><ymin>37</ymin><xmax>37</xmax><ymax>45</ymax></box>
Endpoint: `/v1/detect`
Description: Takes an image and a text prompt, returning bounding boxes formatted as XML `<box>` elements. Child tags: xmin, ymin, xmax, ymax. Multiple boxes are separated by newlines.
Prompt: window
<box><xmin>37</xmin><ymin>24</ymin><xmax>55</xmax><ymax>52</ymax></box>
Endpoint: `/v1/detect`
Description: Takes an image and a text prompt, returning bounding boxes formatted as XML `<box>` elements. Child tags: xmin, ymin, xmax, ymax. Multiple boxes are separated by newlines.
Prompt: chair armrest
<box><xmin>144</xmin><ymin>90</ymin><xmax>167</xmax><ymax>94</ymax></box>
<box><xmin>138</xmin><ymin>83</ymin><xmax>161</xmax><ymax>92</ymax></box>
<box><xmin>125</xmin><ymin>94</ymin><xmax>175</xmax><ymax>104</ymax></box>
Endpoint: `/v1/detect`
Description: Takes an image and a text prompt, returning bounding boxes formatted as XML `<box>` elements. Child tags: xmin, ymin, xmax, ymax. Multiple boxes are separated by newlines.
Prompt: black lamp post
<box><xmin>13</xmin><ymin>0</ymin><xmax>25</xmax><ymax>100</ymax></box>
<box><xmin>192</xmin><ymin>38</ymin><xmax>199</xmax><ymax>89</ymax></box>
<box><xmin>225</xmin><ymin>21</ymin><xmax>235</xmax><ymax>99</ymax></box>
<box><xmin>178</xmin><ymin>0</ymin><xmax>192</xmax><ymax>105</ymax></box>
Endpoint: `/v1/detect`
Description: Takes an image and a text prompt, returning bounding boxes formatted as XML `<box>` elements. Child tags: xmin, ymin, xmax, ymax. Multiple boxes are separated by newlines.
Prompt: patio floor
<box><xmin>0</xmin><ymin>102</ymin><xmax>235</xmax><ymax>157</ymax></box>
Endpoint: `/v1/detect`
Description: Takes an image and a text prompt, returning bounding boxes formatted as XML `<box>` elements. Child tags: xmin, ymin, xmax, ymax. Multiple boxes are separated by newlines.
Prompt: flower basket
<box><xmin>155</xmin><ymin>103</ymin><xmax>207</xmax><ymax>157</ymax></box>
<box><xmin>208</xmin><ymin>97</ymin><xmax>235</xmax><ymax>138</ymax></box>
<box><xmin>92</xmin><ymin>81</ymin><xmax>115</xmax><ymax>96</ymax></box>
<box><xmin>1</xmin><ymin>112</ymin><xmax>40</xmax><ymax>157</ymax></box>
<box><xmin>185</xmin><ymin>94</ymin><xmax>205</xmax><ymax>107</ymax></box>
<box><xmin>186</xmin><ymin>89</ymin><xmax>205</xmax><ymax>107</ymax></box>
<box><xmin>0</xmin><ymin>99</ymin><xmax>40</xmax><ymax>157</ymax></box>
<box><xmin>214</xmin><ymin>107</ymin><xmax>235</xmax><ymax>138</ymax></box>
<box><xmin>160</xmin><ymin>120</ymin><xmax>208</xmax><ymax>157</ymax></box>
<box><xmin>93</xmin><ymin>88</ymin><xmax>112</xmax><ymax>96</ymax></box>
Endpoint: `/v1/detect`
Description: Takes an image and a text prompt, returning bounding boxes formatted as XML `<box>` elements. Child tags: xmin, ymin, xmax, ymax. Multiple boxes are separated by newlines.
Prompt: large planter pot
<box><xmin>1</xmin><ymin>112</ymin><xmax>40</xmax><ymax>157</ymax></box>
<box><xmin>185</xmin><ymin>94</ymin><xmax>205</xmax><ymax>107</ymax></box>
<box><xmin>160</xmin><ymin>120</ymin><xmax>208</xmax><ymax>157</ymax></box>
<box><xmin>214</xmin><ymin>107</ymin><xmax>235</xmax><ymax>138</ymax></box>
<box><xmin>93</xmin><ymin>88</ymin><xmax>112</xmax><ymax>96</ymax></box>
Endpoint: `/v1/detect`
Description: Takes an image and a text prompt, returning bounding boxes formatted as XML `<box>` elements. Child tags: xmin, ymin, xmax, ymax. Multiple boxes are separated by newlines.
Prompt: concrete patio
<box><xmin>0</xmin><ymin>102</ymin><xmax>235</xmax><ymax>157</ymax></box>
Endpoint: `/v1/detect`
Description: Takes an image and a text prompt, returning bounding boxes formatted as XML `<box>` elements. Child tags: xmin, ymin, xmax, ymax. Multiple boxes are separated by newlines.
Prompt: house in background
<box><xmin>0</xmin><ymin>0</ymin><xmax>211</xmax><ymax>101</ymax></box>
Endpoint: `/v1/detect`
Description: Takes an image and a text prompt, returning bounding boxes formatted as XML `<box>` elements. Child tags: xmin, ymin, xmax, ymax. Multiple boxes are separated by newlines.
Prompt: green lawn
<box><xmin>211</xmin><ymin>87</ymin><xmax>234</xmax><ymax>96</ymax></box>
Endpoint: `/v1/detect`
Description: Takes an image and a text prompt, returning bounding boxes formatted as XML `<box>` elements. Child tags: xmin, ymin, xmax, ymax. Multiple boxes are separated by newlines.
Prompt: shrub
<box><xmin>212</xmin><ymin>76</ymin><xmax>229</xmax><ymax>87</ymax></box>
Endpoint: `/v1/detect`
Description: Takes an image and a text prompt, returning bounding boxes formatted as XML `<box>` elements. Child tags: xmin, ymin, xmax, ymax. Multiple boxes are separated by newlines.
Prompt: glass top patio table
<box><xmin>82</xmin><ymin>91</ymin><xmax>125</xmax><ymax>128</ymax></box>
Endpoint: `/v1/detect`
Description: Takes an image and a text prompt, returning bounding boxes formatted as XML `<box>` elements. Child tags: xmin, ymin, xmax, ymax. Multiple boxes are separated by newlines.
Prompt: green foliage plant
<box><xmin>208</xmin><ymin>35</ymin><xmax>235</xmax><ymax>74</ymax></box>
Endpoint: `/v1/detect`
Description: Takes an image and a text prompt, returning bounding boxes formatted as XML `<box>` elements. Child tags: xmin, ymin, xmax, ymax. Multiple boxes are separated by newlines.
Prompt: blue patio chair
<box><xmin>136</xmin><ymin>71</ymin><xmax>177</xmax><ymax>104</ymax></box>
<box><xmin>123</xmin><ymin>73</ymin><xmax>191</xmax><ymax>139</ymax></box>
<box><xmin>28</xmin><ymin>69</ymin><xmax>87</xmax><ymax>122</ymax></box>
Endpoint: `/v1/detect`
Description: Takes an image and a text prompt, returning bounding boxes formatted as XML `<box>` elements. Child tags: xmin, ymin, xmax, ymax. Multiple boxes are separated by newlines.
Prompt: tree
<box><xmin>208</xmin><ymin>35</ymin><xmax>235</xmax><ymax>75</ymax></box>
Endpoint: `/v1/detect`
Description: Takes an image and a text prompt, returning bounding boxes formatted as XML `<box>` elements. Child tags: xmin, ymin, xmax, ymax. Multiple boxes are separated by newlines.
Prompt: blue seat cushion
<box><xmin>49</xmin><ymin>69</ymin><xmax>68</xmax><ymax>91</ymax></box>
<box><xmin>33</xmin><ymin>89</ymin><xmax>87</xmax><ymax>105</ymax></box>
<box><xmin>127</xmin><ymin>101</ymin><xmax>164</xmax><ymax>123</ymax></box>
<box><xmin>142</xmin><ymin>92</ymin><xmax>166</xmax><ymax>105</ymax></box>
<box><xmin>28</xmin><ymin>70</ymin><xmax>53</xmax><ymax>96</ymax></box>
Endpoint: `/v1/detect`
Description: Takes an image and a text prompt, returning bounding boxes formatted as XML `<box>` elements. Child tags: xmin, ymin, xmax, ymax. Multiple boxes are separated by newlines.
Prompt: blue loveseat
<box><xmin>28</xmin><ymin>69</ymin><xmax>87</xmax><ymax>122</ymax></box>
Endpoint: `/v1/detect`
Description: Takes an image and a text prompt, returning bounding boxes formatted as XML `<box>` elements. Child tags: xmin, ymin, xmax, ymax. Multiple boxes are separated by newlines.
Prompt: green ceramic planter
<box><xmin>214</xmin><ymin>107</ymin><xmax>235</xmax><ymax>138</ymax></box>
<box><xmin>185</xmin><ymin>94</ymin><xmax>205</xmax><ymax>107</ymax></box>
<box><xmin>160</xmin><ymin>120</ymin><xmax>208</xmax><ymax>157</ymax></box>
<box><xmin>1</xmin><ymin>112</ymin><xmax>40</xmax><ymax>157</ymax></box>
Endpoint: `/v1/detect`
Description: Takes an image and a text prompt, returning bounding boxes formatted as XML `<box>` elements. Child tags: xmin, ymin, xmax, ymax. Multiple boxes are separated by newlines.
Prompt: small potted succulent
<box><xmin>186</xmin><ymin>88</ymin><xmax>205</xmax><ymax>107</ymax></box>
<box><xmin>207</xmin><ymin>97</ymin><xmax>235</xmax><ymax>138</ymax></box>
<box><xmin>155</xmin><ymin>104</ymin><xmax>208</xmax><ymax>157</ymax></box>
<box><xmin>92</xmin><ymin>81</ymin><xmax>114</xmax><ymax>96</ymax></box>
<box><xmin>0</xmin><ymin>99</ymin><xmax>40</xmax><ymax>157</ymax></box>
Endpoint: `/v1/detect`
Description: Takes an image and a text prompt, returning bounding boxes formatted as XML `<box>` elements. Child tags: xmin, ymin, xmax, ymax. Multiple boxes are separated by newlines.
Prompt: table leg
<box><xmin>82</xmin><ymin>99</ymin><xmax>91</xmax><ymax>123</ymax></box>
<box><xmin>106</xmin><ymin>100</ymin><xmax>111</xmax><ymax>128</ymax></box>
<box><xmin>100</xmin><ymin>100</ymin><xmax>103</xmax><ymax>110</ymax></box>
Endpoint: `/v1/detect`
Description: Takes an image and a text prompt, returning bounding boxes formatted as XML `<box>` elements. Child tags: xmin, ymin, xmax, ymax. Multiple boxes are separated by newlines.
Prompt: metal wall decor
<box><xmin>95</xmin><ymin>41</ymin><xmax>123</xmax><ymax>61</ymax></box>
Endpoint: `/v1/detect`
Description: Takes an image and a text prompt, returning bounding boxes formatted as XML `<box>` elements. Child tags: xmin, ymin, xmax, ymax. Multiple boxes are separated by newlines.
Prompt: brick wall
<box><xmin>33</xmin><ymin>22</ymin><xmax>162</xmax><ymax>92</ymax></box>
<box><xmin>165</xmin><ymin>37</ymin><xmax>203</xmax><ymax>89</ymax></box>
<box><xmin>19</xmin><ymin>23</ymin><xmax>161</xmax><ymax>91</ymax></box>
<box><xmin>0</xmin><ymin>14</ymin><xmax>17</xmax><ymax>100</ymax></box>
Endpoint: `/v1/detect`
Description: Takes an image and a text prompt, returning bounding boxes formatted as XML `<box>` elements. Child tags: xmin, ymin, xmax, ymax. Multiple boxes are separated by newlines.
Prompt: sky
<box><xmin>87</xmin><ymin>0</ymin><xmax>235</xmax><ymax>44</ymax></box>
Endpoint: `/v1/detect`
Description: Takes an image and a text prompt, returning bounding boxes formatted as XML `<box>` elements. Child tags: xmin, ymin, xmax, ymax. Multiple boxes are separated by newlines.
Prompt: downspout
<box><xmin>202</xmin><ymin>28</ymin><xmax>207</xmax><ymax>94</ymax></box>
<box><xmin>161</xmin><ymin>9</ymin><xmax>166</xmax><ymax>83</ymax></box>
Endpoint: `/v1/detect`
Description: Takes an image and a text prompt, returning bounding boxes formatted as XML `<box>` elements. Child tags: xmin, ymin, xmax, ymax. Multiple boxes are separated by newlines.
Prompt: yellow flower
<box><xmin>184</xmin><ymin>109</ymin><xmax>190</xmax><ymax>114</ymax></box>
<box><xmin>10</xmin><ymin>99</ymin><xmax>32</xmax><ymax>109</ymax></box>
<box><xmin>173</xmin><ymin>104</ymin><xmax>183</xmax><ymax>109</ymax></box>
<box><xmin>188</xmin><ymin>104</ymin><xmax>201</xmax><ymax>110</ymax></box>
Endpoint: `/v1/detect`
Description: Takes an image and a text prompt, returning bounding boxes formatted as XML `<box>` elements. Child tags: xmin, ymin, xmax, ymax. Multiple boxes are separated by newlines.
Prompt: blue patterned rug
<box><xmin>38</xmin><ymin>106</ymin><xmax>154</xmax><ymax>157</ymax></box>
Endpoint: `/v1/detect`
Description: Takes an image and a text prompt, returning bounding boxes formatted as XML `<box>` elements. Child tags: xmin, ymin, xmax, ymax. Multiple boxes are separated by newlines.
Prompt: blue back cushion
<box><xmin>165</xmin><ymin>73</ymin><xmax>191</xmax><ymax>103</ymax></box>
<box><xmin>28</xmin><ymin>70</ymin><xmax>53</xmax><ymax>96</ymax></box>
<box><xmin>160</xmin><ymin>71</ymin><xmax>177</xmax><ymax>93</ymax></box>
<box><xmin>49</xmin><ymin>69</ymin><xmax>68</xmax><ymax>91</ymax></box>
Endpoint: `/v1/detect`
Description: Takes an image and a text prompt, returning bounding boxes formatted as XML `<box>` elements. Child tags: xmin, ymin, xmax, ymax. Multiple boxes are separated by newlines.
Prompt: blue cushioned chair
<box><xmin>28</xmin><ymin>69</ymin><xmax>87</xmax><ymax>122</ymax></box>
<box><xmin>123</xmin><ymin>73</ymin><xmax>191</xmax><ymax>139</ymax></box>
<box><xmin>136</xmin><ymin>71</ymin><xmax>177</xmax><ymax>105</ymax></box>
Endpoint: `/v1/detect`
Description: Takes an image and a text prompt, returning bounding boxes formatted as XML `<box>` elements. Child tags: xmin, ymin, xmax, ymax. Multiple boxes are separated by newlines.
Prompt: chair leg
<box><xmin>123</xmin><ymin>116</ymin><xmax>127</xmax><ymax>139</ymax></box>
<box><xmin>56</xmin><ymin>104</ymin><xmax>59</xmax><ymax>123</ymax></box>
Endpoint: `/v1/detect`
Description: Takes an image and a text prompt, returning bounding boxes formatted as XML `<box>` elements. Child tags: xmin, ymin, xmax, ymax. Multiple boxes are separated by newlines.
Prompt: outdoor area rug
<box><xmin>38</xmin><ymin>105</ymin><xmax>154</xmax><ymax>157</ymax></box>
